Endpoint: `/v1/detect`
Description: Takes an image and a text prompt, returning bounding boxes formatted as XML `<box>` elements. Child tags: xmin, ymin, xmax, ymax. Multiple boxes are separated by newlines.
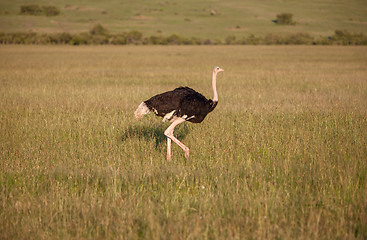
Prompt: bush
<box><xmin>70</xmin><ymin>33</ymin><xmax>91</xmax><ymax>45</ymax></box>
<box><xmin>203</xmin><ymin>39</ymin><xmax>215</xmax><ymax>45</ymax></box>
<box><xmin>181</xmin><ymin>37</ymin><xmax>196</xmax><ymax>45</ymax></box>
<box><xmin>331</xmin><ymin>30</ymin><xmax>367</xmax><ymax>45</ymax></box>
<box><xmin>126</xmin><ymin>31</ymin><xmax>143</xmax><ymax>44</ymax></box>
<box><xmin>20</xmin><ymin>5</ymin><xmax>43</xmax><ymax>15</ymax></box>
<box><xmin>146</xmin><ymin>35</ymin><xmax>167</xmax><ymax>45</ymax></box>
<box><xmin>264</xmin><ymin>34</ymin><xmax>282</xmax><ymax>45</ymax></box>
<box><xmin>189</xmin><ymin>37</ymin><xmax>202</xmax><ymax>45</ymax></box>
<box><xmin>110</xmin><ymin>34</ymin><xmax>127</xmax><ymax>45</ymax></box>
<box><xmin>285</xmin><ymin>33</ymin><xmax>314</xmax><ymax>45</ymax></box>
<box><xmin>275</xmin><ymin>13</ymin><xmax>295</xmax><ymax>25</ymax></box>
<box><xmin>225</xmin><ymin>35</ymin><xmax>237</xmax><ymax>45</ymax></box>
<box><xmin>109</xmin><ymin>33</ymin><xmax>126</xmax><ymax>45</ymax></box>
<box><xmin>56</xmin><ymin>32</ymin><xmax>73</xmax><ymax>44</ymax></box>
<box><xmin>20</xmin><ymin>5</ymin><xmax>60</xmax><ymax>16</ymax></box>
<box><xmin>91</xmin><ymin>35</ymin><xmax>109</xmax><ymax>45</ymax></box>
<box><xmin>333</xmin><ymin>30</ymin><xmax>355</xmax><ymax>45</ymax></box>
<box><xmin>244</xmin><ymin>34</ymin><xmax>261</xmax><ymax>45</ymax></box>
<box><xmin>42</xmin><ymin>6</ymin><xmax>60</xmax><ymax>16</ymax></box>
<box><xmin>90</xmin><ymin>24</ymin><xmax>109</xmax><ymax>36</ymax></box>
<box><xmin>37</xmin><ymin>34</ymin><xmax>53</xmax><ymax>44</ymax></box>
<box><xmin>167</xmin><ymin>34</ymin><xmax>182</xmax><ymax>45</ymax></box>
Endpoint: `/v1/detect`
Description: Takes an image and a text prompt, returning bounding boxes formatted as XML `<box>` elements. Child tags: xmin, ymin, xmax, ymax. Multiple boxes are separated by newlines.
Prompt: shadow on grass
<box><xmin>121</xmin><ymin>123</ymin><xmax>191</xmax><ymax>148</ymax></box>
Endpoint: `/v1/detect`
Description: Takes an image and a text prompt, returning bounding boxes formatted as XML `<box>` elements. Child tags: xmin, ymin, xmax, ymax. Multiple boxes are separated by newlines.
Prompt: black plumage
<box><xmin>134</xmin><ymin>66</ymin><xmax>224</xmax><ymax>161</ymax></box>
<box><xmin>144</xmin><ymin>86</ymin><xmax>217</xmax><ymax>123</ymax></box>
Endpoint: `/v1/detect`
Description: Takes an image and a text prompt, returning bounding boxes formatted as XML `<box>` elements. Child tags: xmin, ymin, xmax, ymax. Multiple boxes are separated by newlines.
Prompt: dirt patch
<box><xmin>130</xmin><ymin>15</ymin><xmax>154</xmax><ymax>20</ymax></box>
<box><xmin>230</xmin><ymin>26</ymin><xmax>248</xmax><ymax>32</ymax></box>
<box><xmin>64</xmin><ymin>5</ymin><xmax>103</xmax><ymax>12</ymax></box>
<box><xmin>23</xmin><ymin>22</ymin><xmax>34</xmax><ymax>30</ymax></box>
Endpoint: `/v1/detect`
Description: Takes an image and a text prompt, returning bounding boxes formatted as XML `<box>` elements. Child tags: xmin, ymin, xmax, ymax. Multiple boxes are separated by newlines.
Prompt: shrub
<box><xmin>90</xmin><ymin>24</ymin><xmax>108</xmax><ymax>36</ymax></box>
<box><xmin>110</xmin><ymin>34</ymin><xmax>127</xmax><ymax>45</ymax></box>
<box><xmin>203</xmin><ymin>39</ymin><xmax>214</xmax><ymax>45</ymax></box>
<box><xmin>167</xmin><ymin>34</ymin><xmax>182</xmax><ymax>45</ymax></box>
<box><xmin>0</xmin><ymin>32</ymin><xmax>8</xmax><ymax>44</ymax></box>
<box><xmin>126</xmin><ymin>31</ymin><xmax>143</xmax><ymax>44</ymax></box>
<box><xmin>331</xmin><ymin>30</ymin><xmax>367</xmax><ymax>45</ymax></box>
<box><xmin>353</xmin><ymin>33</ymin><xmax>367</xmax><ymax>45</ymax></box>
<box><xmin>20</xmin><ymin>5</ymin><xmax>60</xmax><ymax>16</ymax></box>
<box><xmin>11</xmin><ymin>32</ymin><xmax>37</xmax><ymax>44</ymax></box>
<box><xmin>70</xmin><ymin>33</ymin><xmax>91</xmax><ymax>45</ymax></box>
<box><xmin>91</xmin><ymin>35</ymin><xmax>109</xmax><ymax>45</ymax></box>
<box><xmin>109</xmin><ymin>33</ymin><xmax>126</xmax><ymax>45</ymax></box>
<box><xmin>56</xmin><ymin>32</ymin><xmax>73</xmax><ymax>44</ymax></box>
<box><xmin>37</xmin><ymin>34</ymin><xmax>53</xmax><ymax>44</ymax></box>
<box><xmin>275</xmin><ymin>13</ymin><xmax>295</xmax><ymax>25</ymax></box>
<box><xmin>225</xmin><ymin>35</ymin><xmax>237</xmax><ymax>45</ymax></box>
<box><xmin>333</xmin><ymin>30</ymin><xmax>354</xmax><ymax>45</ymax></box>
<box><xmin>285</xmin><ymin>33</ymin><xmax>314</xmax><ymax>45</ymax></box>
<box><xmin>245</xmin><ymin>34</ymin><xmax>261</xmax><ymax>45</ymax></box>
<box><xmin>264</xmin><ymin>34</ymin><xmax>282</xmax><ymax>45</ymax></box>
<box><xmin>20</xmin><ymin>5</ymin><xmax>43</xmax><ymax>15</ymax></box>
<box><xmin>316</xmin><ymin>37</ymin><xmax>332</xmax><ymax>45</ymax></box>
<box><xmin>189</xmin><ymin>37</ymin><xmax>202</xmax><ymax>45</ymax></box>
<box><xmin>42</xmin><ymin>6</ymin><xmax>60</xmax><ymax>16</ymax></box>
<box><xmin>181</xmin><ymin>37</ymin><xmax>195</xmax><ymax>45</ymax></box>
<box><xmin>146</xmin><ymin>35</ymin><xmax>167</xmax><ymax>45</ymax></box>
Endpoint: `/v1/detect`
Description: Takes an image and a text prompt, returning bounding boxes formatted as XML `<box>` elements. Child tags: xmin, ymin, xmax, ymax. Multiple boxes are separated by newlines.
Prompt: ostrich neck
<box><xmin>212</xmin><ymin>72</ymin><xmax>218</xmax><ymax>102</ymax></box>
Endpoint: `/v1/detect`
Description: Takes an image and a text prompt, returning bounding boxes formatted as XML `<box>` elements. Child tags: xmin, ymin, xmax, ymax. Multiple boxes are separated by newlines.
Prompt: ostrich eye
<box><xmin>216</xmin><ymin>67</ymin><xmax>219</xmax><ymax>70</ymax></box>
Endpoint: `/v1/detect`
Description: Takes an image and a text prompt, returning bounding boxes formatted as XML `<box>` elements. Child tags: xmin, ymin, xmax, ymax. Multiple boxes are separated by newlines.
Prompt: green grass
<box><xmin>0</xmin><ymin>0</ymin><xmax>367</xmax><ymax>39</ymax></box>
<box><xmin>1</xmin><ymin>45</ymin><xmax>367</xmax><ymax>239</ymax></box>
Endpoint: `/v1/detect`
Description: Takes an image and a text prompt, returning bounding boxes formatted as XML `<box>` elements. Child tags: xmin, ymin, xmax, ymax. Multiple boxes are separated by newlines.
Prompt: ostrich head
<box><xmin>213</xmin><ymin>66</ymin><xmax>224</xmax><ymax>74</ymax></box>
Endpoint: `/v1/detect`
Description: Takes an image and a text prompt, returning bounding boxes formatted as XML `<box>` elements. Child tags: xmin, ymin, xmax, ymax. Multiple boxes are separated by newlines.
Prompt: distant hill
<box><xmin>0</xmin><ymin>0</ymin><xmax>366</xmax><ymax>40</ymax></box>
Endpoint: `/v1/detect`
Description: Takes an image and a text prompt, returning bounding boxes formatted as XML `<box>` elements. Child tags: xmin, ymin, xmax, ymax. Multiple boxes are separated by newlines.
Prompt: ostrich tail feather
<box><xmin>134</xmin><ymin>102</ymin><xmax>150</xmax><ymax>120</ymax></box>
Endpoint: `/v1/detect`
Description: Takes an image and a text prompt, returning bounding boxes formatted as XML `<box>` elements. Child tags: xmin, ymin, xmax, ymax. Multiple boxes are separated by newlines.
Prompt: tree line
<box><xmin>0</xmin><ymin>25</ymin><xmax>366</xmax><ymax>46</ymax></box>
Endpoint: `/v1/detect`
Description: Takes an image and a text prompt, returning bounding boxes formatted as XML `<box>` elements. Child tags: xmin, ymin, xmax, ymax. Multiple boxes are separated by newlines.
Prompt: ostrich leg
<box><xmin>164</xmin><ymin>118</ymin><xmax>189</xmax><ymax>160</ymax></box>
<box><xmin>167</xmin><ymin>138</ymin><xmax>172</xmax><ymax>161</ymax></box>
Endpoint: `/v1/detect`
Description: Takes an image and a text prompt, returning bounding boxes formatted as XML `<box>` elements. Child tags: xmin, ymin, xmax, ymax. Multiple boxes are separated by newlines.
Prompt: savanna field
<box><xmin>0</xmin><ymin>45</ymin><xmax>366</xmax><ymax>239</ymax></box>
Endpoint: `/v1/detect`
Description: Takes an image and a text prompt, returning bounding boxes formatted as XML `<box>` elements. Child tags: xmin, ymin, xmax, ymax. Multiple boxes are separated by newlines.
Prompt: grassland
<box><xmin>1</xmin><ymin>0</ymin><xmax>367</xmax><ymax>39</ymax></box>
<box><xmin>0</xmin><ymin>45</ymin><xmax>367</xmax><ymax>239</ymax></box>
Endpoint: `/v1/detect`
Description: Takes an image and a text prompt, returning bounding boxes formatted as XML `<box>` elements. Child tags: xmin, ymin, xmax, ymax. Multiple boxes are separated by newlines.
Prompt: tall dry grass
<box><xmin>0</xmin><ymin>45</ymin><xmax>366</xmax><ymax>239</ymax></box>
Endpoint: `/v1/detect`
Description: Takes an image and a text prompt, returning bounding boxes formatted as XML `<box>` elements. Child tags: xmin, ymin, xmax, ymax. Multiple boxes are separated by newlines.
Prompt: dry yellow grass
<box><xmin>0</xmin><ymin>45</ymin><xmax>366</xmax><ymax>239</ymax></box>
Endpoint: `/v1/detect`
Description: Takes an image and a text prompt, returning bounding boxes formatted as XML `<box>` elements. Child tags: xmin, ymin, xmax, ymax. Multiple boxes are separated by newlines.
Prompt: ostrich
<box><xmin>134</xmin><ymin>66</ymin><xmax>224</xmax><ymax>161</ymax></box>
